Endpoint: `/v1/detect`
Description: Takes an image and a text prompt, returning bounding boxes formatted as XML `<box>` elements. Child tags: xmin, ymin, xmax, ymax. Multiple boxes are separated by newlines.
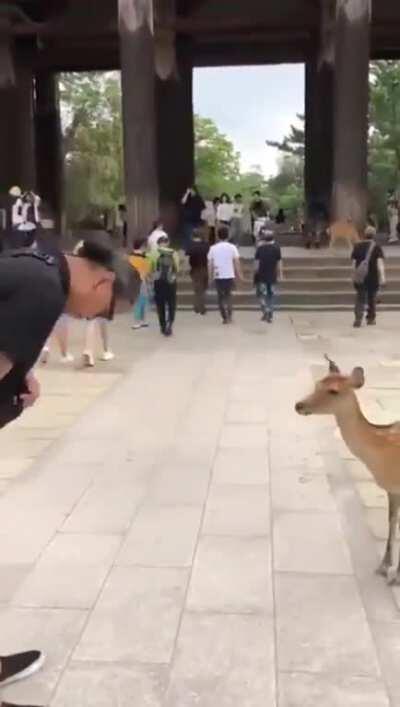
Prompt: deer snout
<box><xmin>295</xmin><ymin>401</ymin><xmax>310</xmax><ymax>415</ymax></box>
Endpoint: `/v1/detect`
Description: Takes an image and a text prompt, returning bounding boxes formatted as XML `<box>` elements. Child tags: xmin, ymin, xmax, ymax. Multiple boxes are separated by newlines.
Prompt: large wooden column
<box><xmin>332</xmin><ymin>0</ymin><xmax>370</xmax><ymax>229</ymax></box>
<box><xmin>119</xmin><ymin>0</ymin><xmax>159</xmax><ymax>245</ymax></box>
<box><xmin>0</xmin><ymin>63</ymin><xmax>36</xmax><ymax>194</ymax></box>
<box><xmin>34</xmin><ymin>71</ymin><xmax>64</xmax><ymax>229</ymax></box>
<box><xmin>156</xmin><ymin>41</ymin><xmax>194</xmax><ymax>226</ymax></box>
<box><xmin>304</xmin><ymin>1</ymin><xmax>335</xmax><ymax>222</ymax></box>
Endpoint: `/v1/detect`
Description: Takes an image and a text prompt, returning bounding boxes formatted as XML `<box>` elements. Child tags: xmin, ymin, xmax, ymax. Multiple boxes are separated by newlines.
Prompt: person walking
<box><xmin>186</xmin><ymin>228</ymin><xmax>210</xmax><ymax>315</ymax></box>
<box><xmin>129</xmin><ymin>239</ymin><xmax>151</xmax><ymax>329</ymax></box>
<box><xmin>0</xmin><ymin>238</ymin><xmax>139</xmax><ymax>707</ymax></box>
<box><xmin>208</xmin><ymin>226</ymin><xmax>242</xmax><ymax>324</ymax></box>
<box><xmin>216</xmin><ymin>193</ymin><xmax>233</xmax><ymax>229</ymax></box>
<box><xmin>181</xmin><ymin>186</ymin><xmax>205</xmax><ymax>250</ymax></box>
<box><xmin>352</xmin><ymin>225</ymin><xmax>385</xmax><ymax>328</ymax></box>
<box><xmin>387</xmin><ymin>192</ymin><xmax>399</xmax><ymax>244</ymax></box>
<box><xmin>254</xmin><ymin>230</ymin><xmax>283</xmax><ymax>323</ymax></box>
<box><xmin>151</xmin><ymin>235</ymin><xmax>180</xmax><ymax>336</ymax></box>
<box><xmin>230</xmin><ymin>193</ymin><xmax>244</xmax><ymax>244</ymax></box>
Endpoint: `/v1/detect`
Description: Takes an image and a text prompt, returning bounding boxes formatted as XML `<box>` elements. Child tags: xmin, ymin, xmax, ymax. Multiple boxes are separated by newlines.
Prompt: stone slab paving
<box><xmin>2</xmin><ymin>311</ymin><xmax>400</xmax><ymax>705</ymax></box>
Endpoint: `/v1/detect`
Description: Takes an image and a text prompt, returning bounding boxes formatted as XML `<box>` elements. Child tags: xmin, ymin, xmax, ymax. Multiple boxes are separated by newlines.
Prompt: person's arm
<box><xmin>181</xmin><ymin>188</ymin><xmax>191</xmax><ymax>205</ymax></box>
<box><xmin>378</xmin><ymin>258</ymin><xmax>386</xmax><ymax>286</ymax></box>
<box><xmin>174</xmin><ymin>252</ymin><xmax>180</xmax><ymax>274</ymax></box>
<box><xmin>233</xmin><ymin>249</ymin><xmax>243</xmax><ymax>281</ymax></box>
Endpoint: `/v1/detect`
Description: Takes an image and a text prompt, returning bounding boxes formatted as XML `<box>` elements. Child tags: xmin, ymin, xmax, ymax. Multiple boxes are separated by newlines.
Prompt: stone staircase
<box><xmin>177</xmin><ymin>251</ymin><xmax>400</xmax><ymax>312</ymax></box>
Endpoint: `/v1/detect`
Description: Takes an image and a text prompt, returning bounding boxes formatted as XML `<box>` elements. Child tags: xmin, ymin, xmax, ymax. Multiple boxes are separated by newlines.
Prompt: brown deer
<box><xmin>295</xmin><ymin>355</ymin><xmax>400</xmax><ymax>585</ymax></box>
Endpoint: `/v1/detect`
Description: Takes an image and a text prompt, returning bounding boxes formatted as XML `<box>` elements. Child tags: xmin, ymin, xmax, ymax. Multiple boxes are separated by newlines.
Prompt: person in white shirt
<box><xmin>216</xmin><ymin>193</ymin><xmax>233</xmax><ymax>227</ymax></box>
<box><xmin>148</xmin><ymin>219</ymin><xmax>168</xmax><ymax>251</ymax></box>
<box><xmin>230</xmin><ymin>193</ymin><xmax>244</xmax><ymax>244</ymax></box>
<box><xmin>208</xmin><ymin>226</ymin><xmax>242</xmax><ymax>324</ymax></box>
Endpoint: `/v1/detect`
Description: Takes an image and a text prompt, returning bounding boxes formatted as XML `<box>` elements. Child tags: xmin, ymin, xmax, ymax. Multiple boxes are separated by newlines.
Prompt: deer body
<box><xmin>296</xmin><ymin>358</ymin><xmax>400</xmax><ymax>584</ymax></box>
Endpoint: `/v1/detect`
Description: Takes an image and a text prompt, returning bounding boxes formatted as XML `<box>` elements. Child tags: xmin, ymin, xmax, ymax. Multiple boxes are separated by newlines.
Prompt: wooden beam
<box><xmin>179</xmin><ymin>0</ymin><xmax>209</xmax><ymax>18</ymax></box>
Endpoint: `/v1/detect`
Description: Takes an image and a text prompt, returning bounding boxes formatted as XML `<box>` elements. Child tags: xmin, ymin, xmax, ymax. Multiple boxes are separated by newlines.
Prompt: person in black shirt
<box><xmin>254</xmin><ymin>230</ymin><xmax>283</xmax><ymax>323</ymax></box>
<box><xmin>0</xmin><ymin>239</ymin><xmax>140</xmax><ymax>707</ymax></box>
<box><xmin>351</xmin><ymin>226</ymin><xmax>385</xmax><ymax>328</ymax></box>
<box><xmin>186</xmin><ymin>228</ymin><xmax>210</xmax><ymax>314</ymax></box>
<box><xmin>181</xmin><ymin>186</ymin><xmax>206</xmax><ymax>250</ymax></box>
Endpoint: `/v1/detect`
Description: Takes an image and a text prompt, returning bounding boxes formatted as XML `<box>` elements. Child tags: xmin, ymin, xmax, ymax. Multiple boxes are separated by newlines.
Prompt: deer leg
<box><xmin>376</xmin><ymin>493</ymin><xmax>399</xmax><ymax>578</ymax></box>
<box><xmin>387</xmin><ymin>494</ymin><xmax>400</xmax><ymax>585</ymax></box>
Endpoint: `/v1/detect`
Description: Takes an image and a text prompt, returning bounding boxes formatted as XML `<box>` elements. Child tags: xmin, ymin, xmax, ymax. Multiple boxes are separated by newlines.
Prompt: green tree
<box><xmin>266</xmin><ymin>114</ymin><xmax>305</xmax><ymax>157</ymax></box>
<box><xmin>194</xmin><ymin>115</ymin><xmax>241</xmax><ymax>197</ymax></box>
<box><xmin>60</xmin><ymin>72</ymin><xmax>123</xmax><ymax>226</ymax></box>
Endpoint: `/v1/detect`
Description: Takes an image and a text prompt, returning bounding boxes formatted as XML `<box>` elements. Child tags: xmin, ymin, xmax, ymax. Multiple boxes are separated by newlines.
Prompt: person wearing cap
<box><xmin>254</xmin><ymin>229</ymin><xmax>283</xmax><ymax>323</ymax></box>
<box><xmin>351</xmin><ymin>225</ymin><xmax>385</xmax><ymax>328</ymax></box>
<box><xmin>0</xmin><ymin>238</ymin><xmax>139</xmax><ymax>707</ymax></box>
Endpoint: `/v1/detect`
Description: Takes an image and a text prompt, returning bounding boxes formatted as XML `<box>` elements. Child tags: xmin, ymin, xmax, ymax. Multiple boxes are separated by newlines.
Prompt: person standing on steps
<box><xmin>208</xmin><ymin>226</ymin><xmax>242</xmax><ymax>324</ymax></box>
<box><xmin>151</xmin><ymin>235</ymin><xmax>180</xmax><ymax>336</ymax></box>
<box><xmin>352</xmin><ymin>225</ymin><xmax>386</xmax><ymax>328</ymax></box>
<box><xmin>254</xmin><ymin>230</ymin><xmax>283</xmax><ymax>323</ymax></box>
<box><xmin>186</xmin><ymin>228</ymin><xmax>210</xmax><ymax>315</ymax></box>
<box><xmin>0</xmin><ymin>238</ymin><xmax>139</xmax><ymax>707</ymax></box>
<box><xmin>181</xmin><ymin>186</ymin><xmax>205</xmax><ymax>251</ymax></box>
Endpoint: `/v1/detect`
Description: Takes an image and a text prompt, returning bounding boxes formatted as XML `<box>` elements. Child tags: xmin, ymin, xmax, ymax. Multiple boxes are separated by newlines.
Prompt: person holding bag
<box><xmin>351</xmin><ymin>225</ymin><xmax>385</xmax><ymax>328</ymax></box>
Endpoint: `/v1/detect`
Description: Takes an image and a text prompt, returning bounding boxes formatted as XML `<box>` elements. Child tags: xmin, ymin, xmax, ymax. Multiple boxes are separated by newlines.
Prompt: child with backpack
<box><xmin>150</xmin><ymin>235</ymin><xmax>180</xmax><ymax>336</ymax></box>
<box><xmin>129</xmin><ymin>239</ymin><xmax>151</xmax><ymax>329</ymax></box>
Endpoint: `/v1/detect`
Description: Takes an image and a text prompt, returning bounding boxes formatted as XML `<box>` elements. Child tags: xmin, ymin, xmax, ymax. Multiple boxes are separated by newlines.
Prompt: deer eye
<box><xmin>328</xmin><ymin>389</ymin><xmax>339</xmax><ymax>395</ymax></box>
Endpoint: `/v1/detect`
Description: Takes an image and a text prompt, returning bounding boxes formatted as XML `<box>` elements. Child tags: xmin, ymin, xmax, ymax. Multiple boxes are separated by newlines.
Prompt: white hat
<box><xmin>9</xmin><ymin>186</ymin><xmax>22</xmax><ymax>197</ymax></box>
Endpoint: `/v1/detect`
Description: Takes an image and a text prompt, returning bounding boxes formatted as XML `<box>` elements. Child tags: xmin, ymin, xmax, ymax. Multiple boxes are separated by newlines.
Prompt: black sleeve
<box><xmin>255</xmin><ymin>248</ymin><xmax>260</xmax><ymax>260</ymax></box>
<box><xmin>375</xmin><ymin>245</ymin><xmax>384</xmax><ymax>259</ymax></box>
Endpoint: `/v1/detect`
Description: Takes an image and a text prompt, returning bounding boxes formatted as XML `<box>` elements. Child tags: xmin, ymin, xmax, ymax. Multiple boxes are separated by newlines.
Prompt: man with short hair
<box><xmin>254</xmin><ymin>230</ymin><xmax>283</xmax><ymax>323</ymax></box>
<box><xmin>352</xmin><ymin>225</ymin><xmax>385</xmax><ymax>328</ymax></box>
<box><xmin>151</xmin><ymin>235</ymin><xmax>180</xmax><ymax>336</ymax></box>
<box><xmin>186</xmin><ymin>228</ymin><xmax>209</xmax><ymax>315</ymax></box>
<box><xmin>230</xmin><ymin>193</ymin><xmax>244</xmax><ymax>244</ymax></box>
<box><xmin>208</xmin><ymin>227</ymin><xmax>242</xmax><ymax>324</ymax></box>
<box><xmin>0</xmin><ymin>239</ymin><xmax>140</xmax><ymax>707</ymax></box>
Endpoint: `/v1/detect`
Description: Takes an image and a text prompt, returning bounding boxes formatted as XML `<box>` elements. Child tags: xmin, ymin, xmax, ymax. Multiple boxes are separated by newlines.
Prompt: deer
<box><xmin>295</xmin><ymin>355</ymin><xmax>400</xmax><ymax>585</ymax></box>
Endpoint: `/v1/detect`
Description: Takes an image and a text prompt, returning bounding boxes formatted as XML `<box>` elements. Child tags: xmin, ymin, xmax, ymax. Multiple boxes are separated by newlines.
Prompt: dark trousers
<box><xmin>257</xmin><ymin>281</ymin><xmax>276</xmax><ymax>314</ymax></box>
<box><xmin>154</xmin><ymin>280</ymin><xmax>177</xmax><ymax>331</ymax></box>
<box><xmin>191</xmin><ymin>268</ymin><xmax>208</xmax><ymax>314</ymax></box>
<box><xmin>354</xmin><ymin>284</ymin><xmax>378</xmax><ymax>323</ymax></box>
<box><xmin>215</xmin><ymin>278</ymin><xmax>234</xmax><ymax>321</ymax></box>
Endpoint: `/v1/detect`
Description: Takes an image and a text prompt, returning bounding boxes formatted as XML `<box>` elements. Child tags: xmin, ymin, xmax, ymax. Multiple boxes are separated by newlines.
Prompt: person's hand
<box><xmin>21</xmin><ymin>372</ymin><xmax>41</xmax><ymax>409</ymax></box>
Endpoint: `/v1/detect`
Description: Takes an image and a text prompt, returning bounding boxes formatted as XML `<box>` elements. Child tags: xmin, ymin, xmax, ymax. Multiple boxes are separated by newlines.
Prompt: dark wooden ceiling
<box><xmin>5</xmin><ymin>0</ymin><xmax>400</xmax><ymax>71</ymax></box>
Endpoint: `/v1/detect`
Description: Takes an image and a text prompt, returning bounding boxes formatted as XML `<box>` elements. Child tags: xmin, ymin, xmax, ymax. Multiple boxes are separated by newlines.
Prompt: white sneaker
<box><xmin>82</xmin><ymin>351</ymin><xmax>95</xmax><ymax>367</ymax></box>
<box><xmin>60</xmin><ymin>352</ymin><xmax>74</xmax><ymax>364</ymax></box>
<box><xmin>132</xmin><ymin>324</ymin><xmax>142</xmax><ymax>330</ymax></box>
<box><xmin>100</xmin><ymin>350</ymin><xmax>115</xmax><ymax>362</ymax></box>
<box><xmin>388</xmin><ymin>237</ymin><xmax>399</xmax><ymax>243</ymax></box>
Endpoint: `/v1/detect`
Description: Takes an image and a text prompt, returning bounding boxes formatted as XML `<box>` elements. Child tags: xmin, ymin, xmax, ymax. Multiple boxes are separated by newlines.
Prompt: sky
<box><xmin>193</xmin><ymin>64</ymin><xmax>304</xmax><ymax>178</ymax></box>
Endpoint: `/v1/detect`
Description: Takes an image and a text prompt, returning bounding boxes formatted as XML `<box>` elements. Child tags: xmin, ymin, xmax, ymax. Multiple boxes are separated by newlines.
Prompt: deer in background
<box><xmin>295</xmin><ymin>355</ymin><xmax>400</xmax><ymax>585</ymax></box>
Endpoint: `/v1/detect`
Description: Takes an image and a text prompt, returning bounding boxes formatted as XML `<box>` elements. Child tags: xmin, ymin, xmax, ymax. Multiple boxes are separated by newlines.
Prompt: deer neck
<box><xmin>334</xmin><ymin>393</ymin><xmax>376</xmax><ymax>464</ymax></box>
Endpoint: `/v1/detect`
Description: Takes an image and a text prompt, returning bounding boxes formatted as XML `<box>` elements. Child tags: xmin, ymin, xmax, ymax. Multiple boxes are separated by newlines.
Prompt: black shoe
<box><xmin>367</xmin><ymin>319</ymin><xmax>376</xmax><ymax>326</ymax></box>
<box><xmin>0</xmin><ymin>651</ymin><xmax>45</xmax><ymax>687</ymax></box>
<box><xmin>353</xmin><ymin>321</ymin><xmax>361</xmax><ymax>328</ymax></box>
<box><xmin>261</xmin><ymin>312</ymin><xmax>268</xmax><ymax>322</ymax></box>
<box><xmin>267</xmin><ymin>312</ymin><xmax>273</xmax><ymax>323</ymax></box>
<box><xmin>165</xmin><ymin>323</ymin><xmax>173</xmax><ymax>336</ymax></box>
<box><xmin>2</xmin><ymin>702</ymin><xmax>43</xmax><ymax>707</ymax></box>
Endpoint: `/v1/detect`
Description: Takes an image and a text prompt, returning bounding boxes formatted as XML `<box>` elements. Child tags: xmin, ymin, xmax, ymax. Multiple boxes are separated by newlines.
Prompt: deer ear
<box><xmin>351</xmin><ymin>367</ymin><xmax>365</xmax><ymax>389</ymax></box>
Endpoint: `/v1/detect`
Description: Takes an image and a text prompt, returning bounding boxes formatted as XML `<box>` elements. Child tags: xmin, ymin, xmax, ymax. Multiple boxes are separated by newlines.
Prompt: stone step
<box><xmin>178</xmin><ymin>279</ymin><xmax>400</xmax><ymax>293</ymax></box>
<box><xmin>177</xmin><ymin>290</ymin><xmax>400</xmax><ymax>307</ymax></box>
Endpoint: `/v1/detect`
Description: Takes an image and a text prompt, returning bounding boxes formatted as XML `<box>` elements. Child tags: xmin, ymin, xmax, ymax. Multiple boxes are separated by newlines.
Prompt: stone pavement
<box><xmin>2</xmin><ymin>310</ymin><xmax>400</xmax><ymax>705</ymax></box>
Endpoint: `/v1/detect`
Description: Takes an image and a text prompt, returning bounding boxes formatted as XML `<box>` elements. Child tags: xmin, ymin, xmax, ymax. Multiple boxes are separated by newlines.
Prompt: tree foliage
<box><xmin>60</xmin><ymin>72</ymin><xmax>123</xmax><ymax>226</ymax></box>
<box><xmin>194</xmin><ymin>115</ymin><xmax>241</xmax><ymax>197</ymax></box>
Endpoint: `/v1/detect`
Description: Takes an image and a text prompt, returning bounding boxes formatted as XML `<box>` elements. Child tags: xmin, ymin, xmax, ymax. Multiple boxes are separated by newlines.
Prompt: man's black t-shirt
<box><xmin>186</xmin><ymin>240</ymin><xmax>210</xmax><ymax>271</ymax></box>
<box><xmin>0</xmin><ymin>251</ymin><xmax>69</xmax><ymax>402</ymax></box>
<box><xmin>255</xmin><ymin>242</ymin><xmax>282</xmax><ymax>284</ymax></box>
<box><xmin>351</xmin><ymin>240</ymin><xmax>384</xmax><ymax>289</ymax></box>
<box><xmin>183</xmin><ymin>194</ymin><xmax>206</xmax><ymax>224</ymax></box>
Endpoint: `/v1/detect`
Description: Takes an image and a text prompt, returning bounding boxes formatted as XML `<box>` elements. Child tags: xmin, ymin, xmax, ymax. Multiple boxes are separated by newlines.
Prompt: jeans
<box><xmin>134</xmin><ymin>289</ymin><xmax>149</xmax><ymax>322</ymax></box>
<box><xmin>215</xmin><ymin>278</ymin><xmax>234</xmax><ymax>321</ymax></box>
<box><xmin>154</xmin><ymin>280</ymin><xmax>177</xmax><ymax>331</ymax></box>
<box><xmin>191</xmin><ymin>268</ymin><xmax>208</xmax><ymax>314</ymax></box>
<box><xmin>354</xmin><ymin>284</ymin><xmax>378</xmax><ymax>323</ymax></box>
<box><xmin>257</xmin><ymin>282</ymin><xmax>276</xmax><ymax>315</ymax></box>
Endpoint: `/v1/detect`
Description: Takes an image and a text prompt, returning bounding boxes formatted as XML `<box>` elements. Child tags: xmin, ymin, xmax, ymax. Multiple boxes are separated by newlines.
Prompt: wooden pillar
<box><xmin>305</xmin><ymin>1</ymin><xmax>335</xmax><ymax>222</ymax></box>
<box><xmin>332</xmin><ymin>0</ymin><xmax>370</xmax><ymax>230</ymax></box>
<box><xmin>156</xmin><ymin>41</ymin><xmax>194</xmax><ymax>229</ymax></box>
<box><xmin>34</xmin><ymin>71</ymin><xmax>64</xmax><ymax>229</ymax></box>
<box><xmin>0</xmin><ymin>63</ymin><xmax>36</xmax><ymax>195</ymax></box>
<box><xmin>119</xmin><ymin>0</ymin><xmax>159</xmax><ymax>246</ymax></box>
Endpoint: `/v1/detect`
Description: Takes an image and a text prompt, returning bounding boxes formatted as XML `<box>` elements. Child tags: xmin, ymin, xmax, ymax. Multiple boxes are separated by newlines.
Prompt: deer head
<box><xmin>295</xmin><ymin>357</ymin><xmax>365</xmax><ymax>417</ymax></box>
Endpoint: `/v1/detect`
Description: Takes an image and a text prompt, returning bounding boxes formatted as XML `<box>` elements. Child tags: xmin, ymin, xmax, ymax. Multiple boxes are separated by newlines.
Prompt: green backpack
<box><xmin>155</xmin><ymin>249</ymin><xmax>177</xmax><ymax>284</ymax></box>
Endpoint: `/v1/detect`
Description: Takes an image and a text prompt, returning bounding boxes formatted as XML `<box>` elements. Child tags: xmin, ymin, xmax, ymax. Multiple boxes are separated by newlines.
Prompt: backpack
<box><xmin>155</xmin><ymin>249</ymin><xmax>176</xmax><ymax>284</ymax></box>
<box><xmin>353</xmin><ymin>241</ymin><xmax>375</xmax><ymax>286</ymax></box>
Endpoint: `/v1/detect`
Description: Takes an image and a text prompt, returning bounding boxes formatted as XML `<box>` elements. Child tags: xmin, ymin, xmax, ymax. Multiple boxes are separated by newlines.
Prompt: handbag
<box><xmin>353</xmin><ymin>241</ymin><xmax>375</xmax><ymax>285</ymax></box>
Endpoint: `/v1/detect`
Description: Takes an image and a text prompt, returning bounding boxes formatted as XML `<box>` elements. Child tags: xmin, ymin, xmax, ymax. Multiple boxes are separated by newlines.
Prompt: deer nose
<box><xmin>295</xmin><ymin>402</ymin><xmax>305</xmax><ymax>413</ymax></box>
